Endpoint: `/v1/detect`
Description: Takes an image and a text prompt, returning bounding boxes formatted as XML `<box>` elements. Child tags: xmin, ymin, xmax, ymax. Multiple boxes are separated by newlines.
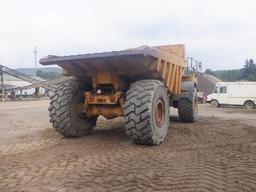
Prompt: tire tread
<box><xmin>124</xmin><ymin>80</ymin><xmax>167</xmax><ymax>145</ymax></box>
<box><xmin>48</xmin><ymin>78</ymin><xmax>95</xmax><ymax>137</ymax></box>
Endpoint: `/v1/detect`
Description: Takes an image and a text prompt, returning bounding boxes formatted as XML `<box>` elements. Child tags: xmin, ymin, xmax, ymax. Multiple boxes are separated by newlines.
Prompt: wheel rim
<box><xmin>211</xmin><ymin>100</ymin><xmax>218</xmax><ymax>107</ymax></box>
<box><xmin>155</xmin><ymin>98</ymin><xmax>165</xmax><ymax>128</ymax></box>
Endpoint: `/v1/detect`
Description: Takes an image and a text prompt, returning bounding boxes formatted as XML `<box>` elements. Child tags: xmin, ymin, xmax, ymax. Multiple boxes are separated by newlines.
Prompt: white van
<box><xmin>207</xmin><ymin>82</ymin><xmax>256</xmax><ymax>109</ymax></box>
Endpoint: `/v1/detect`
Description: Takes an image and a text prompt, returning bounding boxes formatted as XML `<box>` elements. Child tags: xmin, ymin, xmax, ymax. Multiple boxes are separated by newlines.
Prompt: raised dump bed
<box><xmin>40</xmin><ymin>44</ymin><xmax>198</xmax><ymax>145</ymax></box>
<box><xmin>40</xmin><ymin>45</ymin><xmax>186</xmax><ymax>95</ymax></box>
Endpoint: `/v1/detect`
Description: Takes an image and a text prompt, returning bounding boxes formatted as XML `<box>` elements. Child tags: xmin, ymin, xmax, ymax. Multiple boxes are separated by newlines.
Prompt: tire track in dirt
<box><xmin>0</xmin><ymin>116</ymin><xmax>256</xmax><ymax>192</ymax></box>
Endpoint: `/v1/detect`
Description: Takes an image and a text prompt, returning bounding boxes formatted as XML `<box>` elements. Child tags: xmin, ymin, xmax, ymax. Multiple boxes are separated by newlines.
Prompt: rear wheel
<box><xmin>178</xmin><ymin>87</ymin><xmax>198</xmax><ymax>122</ymax></box>
<box><xmin>244</xmin><ymin>100</ymin><xmax>254</xmax><ymax>109</ymax></box>
<box><xmin>124</xmin><ymin>80</ymin><xmax>170</xmax><ymax>145</ymax></box>
<box><xmin>49</xmin><ymin>78</ymin><xmax>97</xmax><ymax>137</ymax></box>
<box><xmin>210</xmin><ymin>99</ymin><xmax>219</xmax><ymax>107</ymax></box>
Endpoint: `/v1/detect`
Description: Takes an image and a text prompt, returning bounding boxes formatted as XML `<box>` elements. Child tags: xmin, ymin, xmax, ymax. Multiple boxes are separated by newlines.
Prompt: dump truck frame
<box><xmin>40</xmin><ymin>44</ymin><xmax>198</xmax><ymax>145</ymax></box>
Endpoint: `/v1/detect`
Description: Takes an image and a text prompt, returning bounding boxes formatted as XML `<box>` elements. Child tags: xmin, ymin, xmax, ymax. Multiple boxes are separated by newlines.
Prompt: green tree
<box><xmin>242</xmin><ymin>58</ymin><xmax>256</xmax><ymax>81</ymax></box>
<box><xmin>205</xmin><ymin>58</ymin><xmax>256</xmax><ymax>82</ymax></box>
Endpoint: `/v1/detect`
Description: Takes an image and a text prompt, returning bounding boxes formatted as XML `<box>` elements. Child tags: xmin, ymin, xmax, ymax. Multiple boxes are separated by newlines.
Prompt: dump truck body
<box><xmin>40</xmin><ymin>45</ymin><xmax>186</xmax><ymax>95</ymax></box>
<box><xmin>40</xmin><ymin>44</ymin><xmax>198</xmax><ymax>145</ymax></box>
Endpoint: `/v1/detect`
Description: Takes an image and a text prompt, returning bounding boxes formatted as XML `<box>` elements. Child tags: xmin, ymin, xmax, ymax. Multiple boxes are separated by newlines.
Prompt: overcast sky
<box><xmin>0</xmin><ymin>0</ymin><xmax>255</xmax><ymax>70</ymax></box>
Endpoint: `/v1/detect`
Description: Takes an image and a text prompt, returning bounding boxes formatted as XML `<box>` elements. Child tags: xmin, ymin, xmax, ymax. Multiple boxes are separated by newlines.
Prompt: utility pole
<box><xmin>33</xmin><ymin>46</ymin><xmax>38</xmax><ymax>77</ymax></box>
<box><xmin>33</xmin><ymin>46</ymin><xmax>39</xmax><ymax>98</ymax></box>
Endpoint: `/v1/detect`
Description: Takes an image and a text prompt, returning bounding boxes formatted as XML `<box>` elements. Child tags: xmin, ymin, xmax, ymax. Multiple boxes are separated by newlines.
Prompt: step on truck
<box><xmin>40</xmin><ymin>44</ymin><xmax>198</xmax><ymax>145</ymax></box>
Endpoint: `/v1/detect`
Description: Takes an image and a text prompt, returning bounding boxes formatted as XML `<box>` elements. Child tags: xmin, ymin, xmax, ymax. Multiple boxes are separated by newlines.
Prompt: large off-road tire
<box><xmin>178</xmin><ymin>87</ymin><xmax>198</xmax><ymax>123</ymax></box>
<box><xmin>124</xmin><ymin>80</ymin><xmax>170</xmax><ymax>145</ymax></box>
<box><xmin>48</xmin><ymin>78</ymin><xmax>97</xmax><ymax>137</ymax></box>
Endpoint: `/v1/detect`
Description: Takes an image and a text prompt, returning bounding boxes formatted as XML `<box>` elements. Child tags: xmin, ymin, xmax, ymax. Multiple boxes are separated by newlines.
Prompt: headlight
<box><xmin>96</xmin><ymin>89</ymin><xmax>102</xmax><ymax>94</ymax></box>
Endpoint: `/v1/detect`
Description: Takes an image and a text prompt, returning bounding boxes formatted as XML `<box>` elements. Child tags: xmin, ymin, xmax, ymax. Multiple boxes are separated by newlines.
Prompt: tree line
<box><xmin>36</xmin><ymin>70</ymin><xmax>62</xmax><ymax>80</ymax></box>
<box><xmin>205</xmin><ymin>58</ymin><xmax>256</xmax><ymax>81</ymax></box>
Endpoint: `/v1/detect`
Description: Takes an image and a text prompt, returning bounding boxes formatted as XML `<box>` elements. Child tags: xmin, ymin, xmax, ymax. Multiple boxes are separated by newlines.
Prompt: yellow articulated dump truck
<box><xmin>40</xmin><ymin>44</ymin><xmax>198</xmax><ymax>145</ymax></box>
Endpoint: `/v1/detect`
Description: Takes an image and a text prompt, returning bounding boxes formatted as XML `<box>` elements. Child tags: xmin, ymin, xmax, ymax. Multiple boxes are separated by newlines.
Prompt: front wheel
<box><xmin>48</xmin><ymin>78</ymin><xmax>97</xmax><ymax>137</ymax></box>
<box><xmin>210</xmin><ymin>99</ymin><xmax>219</xmax><ymax>107</ymax></box>
<box><xmin>124</xmin><ymin>80</ymin><xmax>170</xmax><ymax>145</ymax></box>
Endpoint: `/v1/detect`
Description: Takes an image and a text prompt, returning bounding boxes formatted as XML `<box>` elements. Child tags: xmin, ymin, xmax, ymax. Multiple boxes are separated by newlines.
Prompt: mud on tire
<box><xmin>48</xmin><ymin>78</ymin><xmax>97</xmax><ymax>137</ymax></box>
<box><xmin>124</xmin><ymin>80</ymin><xmax>170</xmax><ymax>145</ymax></box>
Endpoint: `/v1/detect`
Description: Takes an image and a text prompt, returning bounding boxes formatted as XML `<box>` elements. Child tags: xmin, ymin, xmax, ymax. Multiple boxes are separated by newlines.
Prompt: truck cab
<box><xmin>207</xmin><ymin>85</ymin><xmax>228</xmax><ymax>106</ymax></box>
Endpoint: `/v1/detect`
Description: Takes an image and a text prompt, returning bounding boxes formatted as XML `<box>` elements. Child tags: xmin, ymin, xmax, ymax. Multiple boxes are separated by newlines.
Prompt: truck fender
<box><xmin>171</xmin><ymin>80</ymin><xmax>198</xmax><ymax>105</ymax></box>
<box><xmin>179</xmin><ymin>81</ymin><xmax>198</xmax><ymax>102</ymax></box>
<box><xmin>181</xmin><ymin>81</ymin><xmax>198</xmax><ymax>92</ymax></box>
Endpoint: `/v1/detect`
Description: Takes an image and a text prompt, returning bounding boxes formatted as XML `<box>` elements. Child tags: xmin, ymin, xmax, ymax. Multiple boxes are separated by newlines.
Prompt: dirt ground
<box><xmin>0</xmin><ymin>100</ymin><xmax>255</xmax><ymax>192</ymax></box>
